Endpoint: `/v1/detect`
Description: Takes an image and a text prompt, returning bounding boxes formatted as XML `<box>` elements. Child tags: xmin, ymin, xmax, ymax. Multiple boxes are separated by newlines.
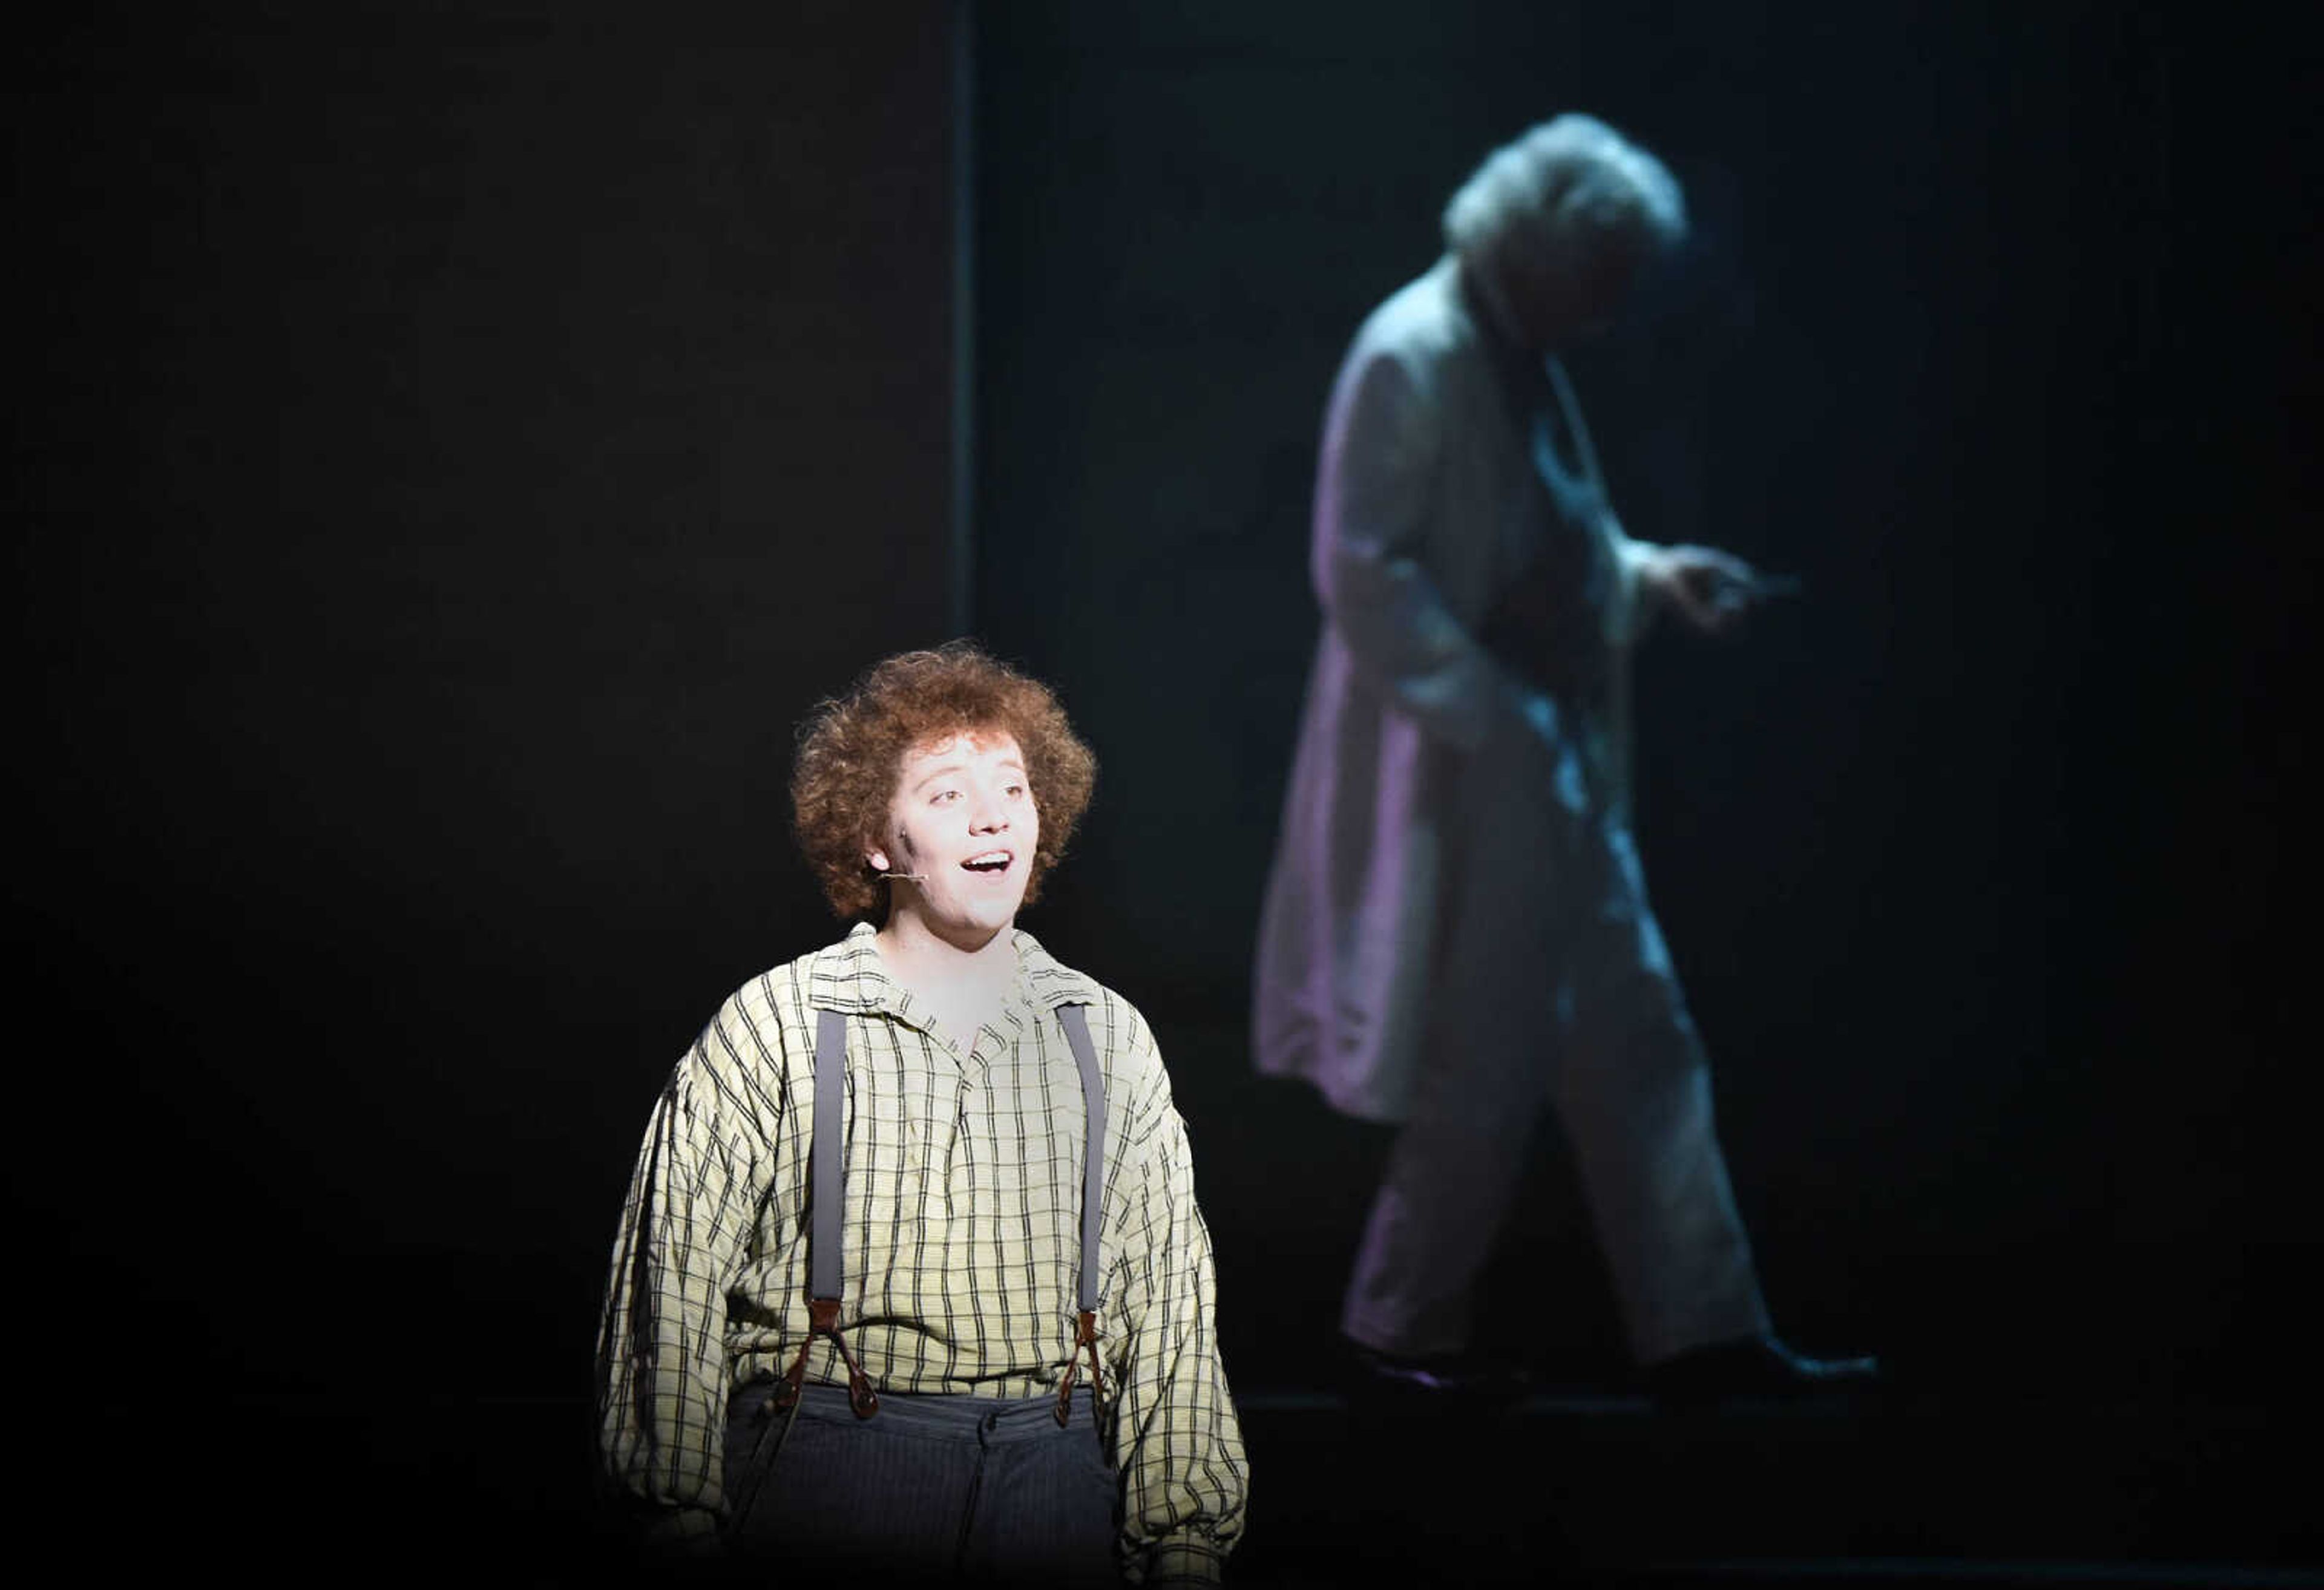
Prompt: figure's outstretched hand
<box><xmin>1643</xmin><ymin>543</ymin><xmax>1799</xmax><ymax>636</ymax></box>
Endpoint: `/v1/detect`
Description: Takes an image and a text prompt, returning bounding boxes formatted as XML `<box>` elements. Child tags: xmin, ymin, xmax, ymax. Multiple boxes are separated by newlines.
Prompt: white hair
<box><xmin>1442</xmin><ymin>113</ymin><xmax>1688</xmax><ymax>265</ymax></box>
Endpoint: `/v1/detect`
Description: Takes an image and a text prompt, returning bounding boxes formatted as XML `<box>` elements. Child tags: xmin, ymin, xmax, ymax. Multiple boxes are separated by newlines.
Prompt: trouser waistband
<box><xmin>732</xmin><ymin>1380</ymin><xmax>1098</xmax><ymax>1444</ymax></box>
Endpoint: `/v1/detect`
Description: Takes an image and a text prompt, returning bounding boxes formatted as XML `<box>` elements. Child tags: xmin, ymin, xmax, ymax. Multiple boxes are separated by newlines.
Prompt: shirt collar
<box><xmin>805</xmin><ymin>921</ymin><xmax>1101</xmax><ymax>1017</ymax></box>
<box><xmin>1009</xmin><ymin>928</ymin><xmax>1103</xmax><ymax>1012</ymax></box>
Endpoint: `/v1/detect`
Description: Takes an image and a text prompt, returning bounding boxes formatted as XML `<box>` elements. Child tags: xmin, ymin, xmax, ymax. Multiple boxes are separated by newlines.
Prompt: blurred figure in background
<box><xmin>1254</xmin><ymin>113</ymin><xmax>1875</xmax><ymax>1405</ymax></box>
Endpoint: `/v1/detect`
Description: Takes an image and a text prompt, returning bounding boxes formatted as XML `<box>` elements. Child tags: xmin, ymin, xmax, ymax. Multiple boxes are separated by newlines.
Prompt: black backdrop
<box><xmin>8</xmin><ymin>0</ymin><xmax>2319</xmax><ymax>1571</ymax></box>
<box><xmin>11</xmin><ymin>3</ymin><xmax>963</xmax><ymax>1412</ymax></box>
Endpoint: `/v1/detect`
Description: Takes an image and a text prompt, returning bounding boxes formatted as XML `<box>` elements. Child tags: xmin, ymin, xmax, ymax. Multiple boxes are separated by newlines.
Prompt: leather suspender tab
<box><xmin>1054</xmin><ymin>1306</ymin><xmax>1109</xmax><ymax>1434</ymax></box>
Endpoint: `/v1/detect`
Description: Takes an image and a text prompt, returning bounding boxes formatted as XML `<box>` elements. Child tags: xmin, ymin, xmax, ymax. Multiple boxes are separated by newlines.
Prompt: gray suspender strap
<box><xmin>1056</xmin><ymin>1003</ymin><xmax>1106</xmax><ymax>1314</ymax></box>
<box><xmin>810</xmin><ymin>1007</ymin><xmax>848</xmax><ymax>1302</ymax></box>
<box><xmin>1053</xmin><ymin>1001</ymin><xmax>1110</xmax><ymax>1433</ymax></box>
<box><xmin>770</xmin><ymin>1007</ymin><xmax>879</xmax><ymax>1420</ymax></box>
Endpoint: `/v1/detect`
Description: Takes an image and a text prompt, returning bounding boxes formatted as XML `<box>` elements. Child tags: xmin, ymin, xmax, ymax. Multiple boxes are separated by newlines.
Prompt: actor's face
<box><xmin>1499</xmin><ymin>227</ymin><xmax>1648</xmax><ymax>349</ymax></box>
<box><xmin>868</xmin><ymin>730</ymin><xmax>1039</xmax><ymax>947</ymax></box>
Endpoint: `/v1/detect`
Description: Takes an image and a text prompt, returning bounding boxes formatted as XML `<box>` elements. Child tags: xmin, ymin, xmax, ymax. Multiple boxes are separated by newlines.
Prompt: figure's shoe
<box><xmin>1644</xmin><ymin>1334</ymin><xmax>1882</xmax><ymax>1407</ymax></box>
<box><xmin>1342</xmin><ymin>1336</ymin><xmax>1532</xmax><ymax>1405</ymax></box>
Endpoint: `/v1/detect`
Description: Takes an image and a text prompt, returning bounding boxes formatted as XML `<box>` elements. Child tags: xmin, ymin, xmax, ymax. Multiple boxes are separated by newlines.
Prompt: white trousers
<box><xmin>1341</xmin><ymin>738</ymin><xmax>1771</xmax><ymax>1366</ymax></box>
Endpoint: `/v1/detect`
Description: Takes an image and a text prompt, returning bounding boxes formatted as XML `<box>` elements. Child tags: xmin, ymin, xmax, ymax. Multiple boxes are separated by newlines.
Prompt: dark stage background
<box><xmin>9</xmin><ymin>1</ymin><xmax>2318</xmax><ymax>1582</ymax></box>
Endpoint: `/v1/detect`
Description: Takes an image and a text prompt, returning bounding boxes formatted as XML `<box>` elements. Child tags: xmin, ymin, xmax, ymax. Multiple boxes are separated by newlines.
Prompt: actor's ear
<box><xmin>865</xmin><ymin>846</ymin><xmax>893</xmax><ymax>876</ymax></box>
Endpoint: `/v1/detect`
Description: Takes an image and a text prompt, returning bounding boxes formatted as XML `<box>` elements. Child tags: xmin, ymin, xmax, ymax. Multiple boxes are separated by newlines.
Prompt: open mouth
<box><xmin>962</xmin><ymin>850</ymin><xmax>1014</xmax><ymax>874</ymax></box>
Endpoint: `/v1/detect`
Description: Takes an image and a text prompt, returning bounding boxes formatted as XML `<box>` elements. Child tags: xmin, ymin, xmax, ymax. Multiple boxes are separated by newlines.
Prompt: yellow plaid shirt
<box><xmin>595</xmin><ymin>924</ymin><xmax>1247</xmax><ymax>1583</ymax></box>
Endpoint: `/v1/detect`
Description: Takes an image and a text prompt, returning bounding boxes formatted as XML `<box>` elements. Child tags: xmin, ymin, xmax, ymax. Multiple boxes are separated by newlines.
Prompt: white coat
<box><xmin>1252</xmin><ymin>256</ymin><xmax>1658</xmax><ymax>1125</ymax></box>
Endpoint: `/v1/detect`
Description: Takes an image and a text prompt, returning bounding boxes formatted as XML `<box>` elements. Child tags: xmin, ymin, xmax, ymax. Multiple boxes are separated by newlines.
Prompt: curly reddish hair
<box><xmin>791</xmin><ymin>641</ymin><xmax>1098</xmax><ymax>919</ymax></box>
